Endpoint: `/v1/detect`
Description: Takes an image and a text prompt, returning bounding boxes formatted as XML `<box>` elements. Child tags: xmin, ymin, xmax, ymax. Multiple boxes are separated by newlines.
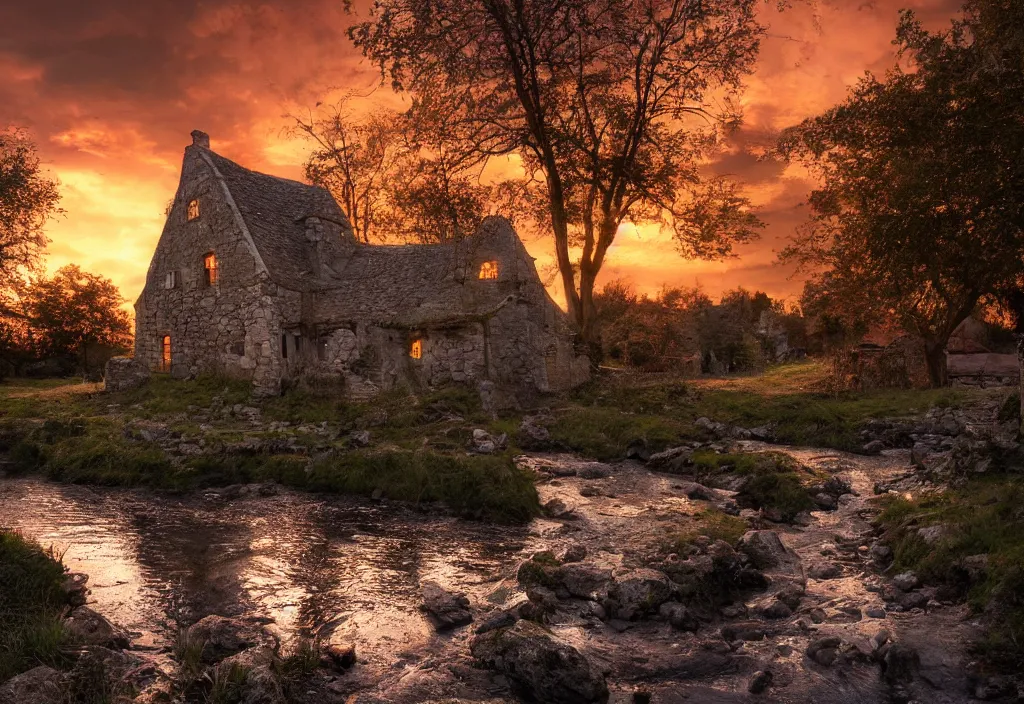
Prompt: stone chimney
<box><xmin>190</xmin><ymin>130</ymin><xmax>210</xmax><ymax>149</ymax></box>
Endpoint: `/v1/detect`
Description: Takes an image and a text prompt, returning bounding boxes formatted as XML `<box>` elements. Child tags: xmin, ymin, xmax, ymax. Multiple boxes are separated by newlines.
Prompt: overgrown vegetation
<box><xmin>0</xmin><ymin>529</ymin><xmax>69</xmax><ymax>682</ymax></box>
<box><xmin>875</xmin><ymin>475</ymin><xmax>1024</xmax><ymax>673</ymax></box>
<box><xmin>688</xmin><ymin>450</ymin><xmax>818</xmax><ymax>521</ymax></box>
<box><xmin>664</xmin><ymin>508</ymin><xmax>748</xmax><ymax>555</ymax></box>
<box><xmin>548</xmin><ymin>361</ymin><xmax>980</xmax><ymax>459</ymax></box>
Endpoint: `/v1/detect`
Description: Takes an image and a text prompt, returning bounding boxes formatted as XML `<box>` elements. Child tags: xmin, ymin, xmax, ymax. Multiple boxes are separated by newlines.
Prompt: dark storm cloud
<box><xmin>0</xmin><ymin>0</ymin><xmax>973</xmax><ymax>305</ymax></box>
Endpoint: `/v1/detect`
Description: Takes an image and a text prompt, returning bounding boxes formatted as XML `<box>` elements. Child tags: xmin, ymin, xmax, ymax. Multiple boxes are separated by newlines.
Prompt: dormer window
<box><xmin>164</xmin><ymin>271</ymin><xmax>179</xmax><ymax>290</ymax></box>
<box><xmin>203</xmin><ymin>252</ymin><xmax>219</xmax><ymax>287</ymax></box>
<box><xmin>410</xmin><ymin>339</ymin><xmax>422</xmax><ymax>359</ymax></box>
<box><xmin>478</xmin><ymin>260</ymin><xmax>499</xmax><ymax>280</ymax></box>
<box><xmin>187</xmin><ymin>199</ymin><xmax>200</xmax><ymax>221</ymax></box>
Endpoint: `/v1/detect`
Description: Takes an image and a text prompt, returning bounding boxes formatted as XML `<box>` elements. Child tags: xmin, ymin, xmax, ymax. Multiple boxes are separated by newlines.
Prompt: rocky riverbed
<box><xmin>0</xmin><ymin>443</ymin><xmax>998</xmax><ymax>703</ymax></box>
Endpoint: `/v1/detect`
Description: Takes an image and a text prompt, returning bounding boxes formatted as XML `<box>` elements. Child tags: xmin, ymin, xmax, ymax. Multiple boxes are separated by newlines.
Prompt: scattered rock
<box><xmin>882</xmin><ymin>643</ymin><xmax>920</xmax><ymax>684</ymax></box>
<box><xmin>736</xmin><ymin>530</ymin><xmax>798</xmax><ymax>571</ymax></box>
<box><xmin>420</xmin><ymin>580</ymin><xmax>473</xmax><ymax>630</ymax></box>
<box><xmin>104</xmin><ymin>356</ymin><xmax>150</xmax><ymax>392</ymax></box>
<box><xmin>64</xmin><ymin>606</ymin><xmax>130</xmax><ymax>649</ymax></box>
<box><xmin>674</xmin><ymin>481</ymin><xmax>719</xmax><ymax>501</ymax></box>
<box><xmin>892</xmin><ymin>572</ymin><xmax>920</xmax><ymax>592</ymax></box>
<box><xmin>864</xmin><ymin>606</ymin><xmax>887</xmax><ymax>619</ymax></box>
<box><xmin>518</xmin><ymin>416</ymin><xmax>552</xmax><ymax>450</ymax></box>
<box><xmin>543</xmin><ymin>498</ymin><xmax>575</xmax><ymax>519</ymax></box>
<box><xmin>348</xmin><ymin>430</ymin><xmax>371</xmax><ymax>447</ymax></box>
<box><xmin>760</xmin><ymin>601</ymin><xmax>793</xmax><ymax>620</ymax></box>
<box><xmin>475</xmin><ymin>609</ymin><xmax>519</xmax><ymax>635</ymax></box>
<box><xmin>609</xmin><ymin>569</ymin><xmax>674</xmax><ymax>620</ymax></box>
<box><xmin>748</xmin><ymin>669</ymin><xmax>773</xmax><ymax>694</ymax></box>
<box><xmin>806</xmin><ymin>636</ymin><xmax>843</xmax><ymax>667</ymax></box>
<box><xmin>471</xmin><ymin>620</ymin><xmax>609</xmax><ymax>703</ymax></box>
<box><xmin>560</xmin><ymin>544</ymin><xmax>587</xmax><ymax>564</ymax></box>
<box><xmin>185</xmin><ymin>615</ymin><xmax>260</xmax><ymax>663</ymax></box>
<box><xmin>862</xmin><ymin>440</ymin><xmax>886</xmax><ymax>455</ymax></box>
<box><xmin>658</xmin><ymin>602</ymin><xmax>699</xmax><ymax>632</ymax></box>
<box><xmin>323</xmin><ymin>643</ymin><xmax>357</xmax><ymax>670</ymax></box>
<box><xmin>557</xmin><ymin>563</ymin><xmax>613</xmax><ymax>601</ymax></box>
<box><xmin>0</xmin><ymin>666</ymin><xmax>63</xmax><ymax>704</ymax></box>
<box><xmin>61</xmin><ymin>572</ymin><xmax>90</xmax><ymax>607</ymax></box>
<box><xmin>807</xmin><ymin>562</ymin><xmax>841</xmax><ymax>580</ymax></box>
<box><xmin>720</xmin><ymin>622</ymin><xmax>766</xmax><ymax>642</ymax></box>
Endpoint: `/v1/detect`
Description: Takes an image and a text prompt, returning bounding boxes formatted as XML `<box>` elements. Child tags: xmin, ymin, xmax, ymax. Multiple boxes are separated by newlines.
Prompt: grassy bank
<box><xmin>0</xmin><ymin>377</ymin><xmax>539</xmax><ymax>524</ymax></box>
<box><xmin>875</xmin><ymin>475</ymin><xmax>1024</xmax><ymax>673</ymax></box>
<box><xmin>0</xmin><ymin>529</ymin><xmax>69</xmax><ymax>682</ymax></box>
<box><xmin>0</xmin><ymin>361</ymin><xmax>999</xmax><ymax>523</ymax></box>
<box><xmin>548</xmin><ymin>361</ymin><xmax>988</xmax><ymax>460</ymax></box>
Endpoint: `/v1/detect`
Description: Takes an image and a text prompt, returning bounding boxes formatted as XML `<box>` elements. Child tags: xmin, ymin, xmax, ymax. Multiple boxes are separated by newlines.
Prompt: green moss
<box><xmin>306</xmin><ymin>450</ymin><xmax>539</xmax><ymax>524</ymax></box>
<box><xmin>666</xmin><ymin>508</ymin><xmax>748</xmax><ymax>554</ymax></box>
<box><xmin>689</xmin><ymin>451</ymin><xmax>816</xmax><ymax>521</ymax></box>
<box><xmin>0</xmin><ymin>529</ymin><xmax>70</xmax><ymax>681</ymax></box>
<box><xmin>548</xmin><ymin>406</ymin><xmax>685</xmax><ymax>461</ymax></box>
<box><xmin>875</xmin><ymin>475</ymin><xmax>1024</xmax><ymax>672</ymax></box>
<box><xmin>516</xmin><ymin>551</ymin><xmax>561</xmax><ymax>587</ymax></box>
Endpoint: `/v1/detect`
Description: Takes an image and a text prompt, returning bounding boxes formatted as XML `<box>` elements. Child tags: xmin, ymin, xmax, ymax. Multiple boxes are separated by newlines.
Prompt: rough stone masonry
<box><xmin>129</xmin><ymin>130</ymin><xmax>589</xmax><ymax>397</ymax></box>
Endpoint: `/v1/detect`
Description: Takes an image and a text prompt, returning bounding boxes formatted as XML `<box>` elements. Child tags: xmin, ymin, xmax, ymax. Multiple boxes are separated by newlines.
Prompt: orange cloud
<box><xmin>0</xmin><ymin>0</ymin><xmax>964</xmax><ymax>312</ymax></box>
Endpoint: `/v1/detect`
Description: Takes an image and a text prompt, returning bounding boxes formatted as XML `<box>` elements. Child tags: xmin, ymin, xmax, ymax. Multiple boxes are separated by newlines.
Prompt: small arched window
<box><xmin>478</xmin><ymin>260</ymin><xmax>499</xmax><ymax>280</ymax></box>
<box><xmin>187</xmin><ymin>199</ymin><xmax>200</xmax><ymax>221</ymax></box>
<box><xmin>203</xmin><ymin>252</ymin><xmax>219</xmax><ymax>287</ymax></box>
<box><xmin>410</xmin><ymin>339</ymin><xmax>423</xmax><ymax>359</ymax></box>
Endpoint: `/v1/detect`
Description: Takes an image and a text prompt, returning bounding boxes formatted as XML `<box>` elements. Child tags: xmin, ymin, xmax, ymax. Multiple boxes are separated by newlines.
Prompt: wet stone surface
<box><xmin>0</xmin><ymin>444</ymin><xmax>985</xmax><ymax>703</ymax></box>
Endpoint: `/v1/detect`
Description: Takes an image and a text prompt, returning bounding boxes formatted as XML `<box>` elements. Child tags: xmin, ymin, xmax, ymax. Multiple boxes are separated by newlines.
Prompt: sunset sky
<box><xmin>0</xmin><ymin>0</ymin><xmax>963</xmax><ymax>311</ymax></box>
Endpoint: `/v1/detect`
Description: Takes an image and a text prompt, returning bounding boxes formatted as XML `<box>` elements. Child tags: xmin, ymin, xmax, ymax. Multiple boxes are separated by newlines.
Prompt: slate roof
<box><xmin>314</xmin><ymin>239</ymin><xmax>518</xmax><ymax>328</ymax></box>
<box><xmin>208</xmin><ymin>149</ymin><xmax>542</xmax><ymax>328</ymax></box>
<box><xmin>206</xmin><ymin>151</ymin><xmax>351</xmax><ymax>289</ymax></box>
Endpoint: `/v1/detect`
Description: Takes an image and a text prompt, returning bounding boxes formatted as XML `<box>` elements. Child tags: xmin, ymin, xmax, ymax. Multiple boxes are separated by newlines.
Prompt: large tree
<box><xmin>23</xmin><ymin>265</ymin><xmax>132</xmax><ymax>369</ymax></box>
<box><xmin>0</xmin><ymin>128</ymin><xmax>61</xmax><ymax>311</ymax></box>
<box><xmin>295</xmin><ymin>98</ymin><xmax>509</xmax><ymax>243</ymax></box>
<box><xmin>778</xmin><ymin>0</ymin><xmax>1024</xmax><ymax>386</ymax></box>
<box><xmin>348</xmin><ymin>0</ymin><xmax>764</xmax><ymax>350</ymax></box>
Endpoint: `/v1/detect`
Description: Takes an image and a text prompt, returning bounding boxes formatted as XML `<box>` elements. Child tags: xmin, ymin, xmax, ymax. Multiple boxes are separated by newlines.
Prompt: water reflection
<box><xmin>0</xmin><ymin>479</ymin><xmax>527</xmax><ymax>666</ymax></box>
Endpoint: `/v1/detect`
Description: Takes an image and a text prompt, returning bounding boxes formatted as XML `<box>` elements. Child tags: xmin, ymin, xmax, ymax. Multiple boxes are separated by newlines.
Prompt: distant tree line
<box><xmin>593</xmin><ymin>282</ymin><xmax>811</xmax><ymax>374</ymax></box>
<box><xmin>0</xmin><ymin>129</ymin><xmax>131</xmax><ymax>379</ymax></box>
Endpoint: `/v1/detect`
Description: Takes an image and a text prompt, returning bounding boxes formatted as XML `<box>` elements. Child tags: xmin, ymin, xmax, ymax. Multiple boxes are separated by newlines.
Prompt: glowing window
<box><xmin>204</xmin><ymin>253</ymin><xmax>219</xmax><ymax>286</ymax></box>
<box><xmin>410</xmin><ymin>339</ymin><xmax>422</xmax><ymax>359</ymax></box>
<box><xmin>187</xmin><ymin>199</ymin><xmax>200</xmax><ymax>221</ymax></box>
<box><xmin>478</xmin><ymin>260</ymin><xmax>499</xmax><ymax>280</ymax></box>
<box><xmin>160</xmin><ymin>335</ymin><xmax>171</xmax><ymax>372</ymax></box>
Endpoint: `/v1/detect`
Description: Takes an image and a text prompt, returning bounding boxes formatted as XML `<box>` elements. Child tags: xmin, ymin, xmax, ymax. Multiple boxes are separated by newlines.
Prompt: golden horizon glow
<box><xmin>1</xmin><ymin>0</ymin><xmax>963</xmax><ymax>313</ymax></box>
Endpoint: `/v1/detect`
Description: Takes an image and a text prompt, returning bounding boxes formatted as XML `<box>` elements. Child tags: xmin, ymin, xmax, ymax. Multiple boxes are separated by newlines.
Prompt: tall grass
<box><xmin>0</xmin><ymin>529</ymin><xmax>69</xmax><ymax>681</ymax></box>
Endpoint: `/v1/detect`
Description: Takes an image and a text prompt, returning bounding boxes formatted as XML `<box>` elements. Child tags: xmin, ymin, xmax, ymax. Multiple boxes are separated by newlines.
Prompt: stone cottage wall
<box><xmin>135</xmin><ymin>146</ymin><xmax>289</xmax><ymax>395</ymax></box>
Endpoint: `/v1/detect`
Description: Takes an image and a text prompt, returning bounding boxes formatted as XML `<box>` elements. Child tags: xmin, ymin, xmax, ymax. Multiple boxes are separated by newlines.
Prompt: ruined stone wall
<box><xmin>135</xmin><ymin>146</ymin><xmax>291</xmax><ymax>395</ymax></box>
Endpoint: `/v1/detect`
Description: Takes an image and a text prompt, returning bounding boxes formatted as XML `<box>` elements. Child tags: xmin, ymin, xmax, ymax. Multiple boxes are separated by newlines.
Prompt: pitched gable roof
<box><xmin>199</xmin><ymin>149</ymin><xmax>354</xmax><ymax>290</ymax></box>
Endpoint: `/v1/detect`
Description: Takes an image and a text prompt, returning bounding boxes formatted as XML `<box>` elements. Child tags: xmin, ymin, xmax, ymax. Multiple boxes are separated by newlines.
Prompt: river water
<box><xmin>0</xmin><ymin>480</ymin><xmax>528</xmax><ymax>671</ymax></box>
<box><xmin>0</xmin><ymin>448</ymin><xmax>979</xmax><ymax>703</ymax></box>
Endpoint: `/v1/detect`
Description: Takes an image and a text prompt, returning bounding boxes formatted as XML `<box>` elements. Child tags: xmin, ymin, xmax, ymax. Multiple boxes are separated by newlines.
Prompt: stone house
<box><xmin>133</xmin><ymin>130</ymin><xmax>589</xmax><ymax>397</ymax></box>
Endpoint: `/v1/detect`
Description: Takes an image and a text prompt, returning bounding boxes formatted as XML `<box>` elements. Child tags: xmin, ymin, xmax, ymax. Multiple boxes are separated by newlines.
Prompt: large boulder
<box><xmin>64</xmin><ymin>606</ymin><xmax>130</xmax><ymax>649</ymax></box>
<box><xmin>0</xmin><ymin>666</ymin><xmax>63</xmax><ymax>704</ymax></box>
<box><xmin>471</xmin><ymin>620</ymin><xmax>609</xmax><ymax>703</ymax></box>
<box><xmin>103</xmin><ymin>356</ymin><xmax>150</xmax><ymax>393</ymax></box>
<box><xmin>737</xmin><ymin>531</ymin><xmax>798</xmax><ymax>571</ymax></box>
<box><xmin>555</xmin><ymin>563</ymin><xmax>613</xmax><ymax>601</ymax></box>
<box><xmin>609</xmin><ymin>569</ymin><xmax>674</xmax><ymax>620</ymax></box>
<box><xmin>420</xmin><ymin>580</ymin><xmax>473</xmax><ymax>630</ymax></box>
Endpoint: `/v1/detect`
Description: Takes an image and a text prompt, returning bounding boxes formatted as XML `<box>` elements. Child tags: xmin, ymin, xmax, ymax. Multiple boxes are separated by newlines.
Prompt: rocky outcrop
<box><xmin>471</xmin><ymin>620</ymin><xmax>609</xmax><ymax>703</ymax></box>
<box><xmin>607</xmin><ymin>569</ymin><xmax>674</xmax><ymax>620</ymax></box>
<box><xmin>213</xmin><ymin>646</ymin><xmax>285</xmax><ymax>704</ymax></box>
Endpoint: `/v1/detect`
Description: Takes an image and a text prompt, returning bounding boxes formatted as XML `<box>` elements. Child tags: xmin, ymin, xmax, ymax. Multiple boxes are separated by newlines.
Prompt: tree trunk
<box><xmin>577</xmin><ymin>261</ymin><xmax>602</xmax><ymax>368</ymax></box>
<box><xmin>923</xmin><ymin>339</ymin><xmax>948</xmax><ymax>388</ymax></box>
